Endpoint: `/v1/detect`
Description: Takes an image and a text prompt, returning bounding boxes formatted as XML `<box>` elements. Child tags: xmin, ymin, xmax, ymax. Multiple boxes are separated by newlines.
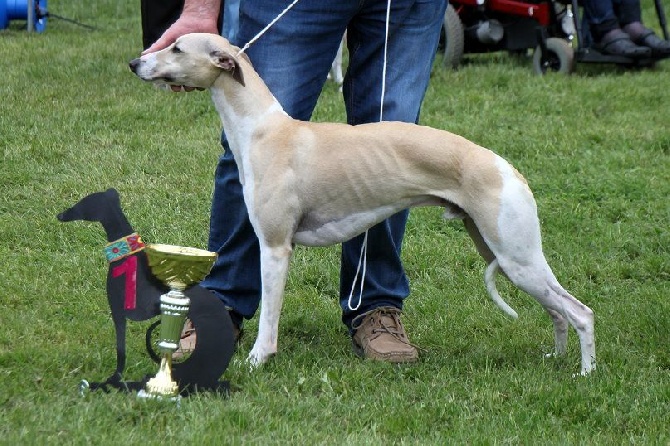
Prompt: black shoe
<box><xmin>594</xmin><ymin>29</ymin><xmax>652</xmax><ymax>59</ymax></box>
<box><xmin>632</xmin><ymin>29</ymin><xmax>670</xmax><ymax>56</ymax></box>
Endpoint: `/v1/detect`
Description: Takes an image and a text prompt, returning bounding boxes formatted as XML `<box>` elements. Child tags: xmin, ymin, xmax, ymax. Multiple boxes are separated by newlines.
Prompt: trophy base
<box><xmin>142</xmin><ymin>355</ymin><xmax>180</xmax><ymax>399</ymax></box>
<box><xmin>136</xmin><ymin>389</ymin><xmax>181</xmax><ymax>403</ymax></box>
<box><xmin>78</xmin><ymin>377</ymin><xmax>231</xmax><ymax>398</ymax></box>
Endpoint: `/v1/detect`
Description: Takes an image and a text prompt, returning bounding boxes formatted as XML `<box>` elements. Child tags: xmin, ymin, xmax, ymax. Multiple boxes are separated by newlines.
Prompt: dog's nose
<box><xmin>129</xmin><ymin>58</ymin><xmax>141</xmax><ymax>73</ymax></box>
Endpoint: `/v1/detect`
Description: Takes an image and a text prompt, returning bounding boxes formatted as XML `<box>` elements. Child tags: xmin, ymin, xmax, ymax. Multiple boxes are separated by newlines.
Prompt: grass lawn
<box><xmin>1</xmin><ymin>0</ymin><xmax>669</xmax><ymax>444</ymax></box>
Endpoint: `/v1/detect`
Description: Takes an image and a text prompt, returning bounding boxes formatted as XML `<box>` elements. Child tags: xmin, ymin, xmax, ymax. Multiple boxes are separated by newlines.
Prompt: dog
<box><xmin>58</xmin><ymin>188</ymin><xmax>236</xmax><ymax>392</ymax></box>
<box><xmin>129</xmin><ymin>33</ymin><xmax>596</xmax><ymax>375</ymax></box>
<box><xmin>58</xmin><ymin>189</ymin><xmax>163</xmax><ymax>388</ymax></box>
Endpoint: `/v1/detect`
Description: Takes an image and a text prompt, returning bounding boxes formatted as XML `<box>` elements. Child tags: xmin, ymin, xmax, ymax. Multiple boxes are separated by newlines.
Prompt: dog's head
<box><xmin>58</xmin><ymin>188</ymin><xmax>121</xmax><ymax>223</ymax></box>
<box><xmin>129</xmin><ymin>33</ymin><xmax>245</xmax><ymax>89</ymax></box>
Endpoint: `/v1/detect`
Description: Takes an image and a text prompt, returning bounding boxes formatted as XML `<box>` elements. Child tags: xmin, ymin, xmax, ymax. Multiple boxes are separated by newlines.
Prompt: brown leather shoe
<box><xmin>172</xmin><ymin>316</ymin><xmax>242</xmax><ymax>361</ymax></box>
<box><xmin>172</xmin><ymin>319</ymin><xmax>197</xmax><ymax>361</ymax></box>
<box><xmin>351</xmin><ymin>307</ymin><xmax>418</xmax><ymax>363</ymax></box>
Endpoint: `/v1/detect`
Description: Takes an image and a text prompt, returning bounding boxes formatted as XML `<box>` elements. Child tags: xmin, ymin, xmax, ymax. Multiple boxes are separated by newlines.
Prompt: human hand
<box><xmin>142</xmin><ymin>15</ymin><xmax>219</xmax><ymax>55</ymax></box>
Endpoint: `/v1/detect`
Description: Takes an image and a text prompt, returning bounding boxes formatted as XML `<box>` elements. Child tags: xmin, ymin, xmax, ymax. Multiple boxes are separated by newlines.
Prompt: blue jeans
<box><xmin>222</xmin><ymin>0</ymin><xmax>240</xmax><ymax>42</ymax></box>
<box><xmin>583</xmin><ymin>0</ymin><xmax>642</xmax><ymax>40</ymax></box>
<box><xmin>201</xmin><ymin>0</ymin><xmax>447</xmax><ymax>331</ymax></box>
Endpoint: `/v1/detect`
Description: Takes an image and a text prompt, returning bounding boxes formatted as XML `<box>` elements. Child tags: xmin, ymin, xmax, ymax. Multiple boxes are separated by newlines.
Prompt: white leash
<box><xmin>379</xmin><ymin>0</ymin><xmax>391</xmax><ymax>122</ymax></box>
<box><xmin>234</xmin><ymin>0</ymin><xmax>391</xmax><ymax>312</ymax></box>
<box><xmin>237</xmin><ymin>0</ymin><xmax>300</xmax><ymax>55</ymax></box>
<box><xmin>347</xmin><ymin>0</ymin><xmax>392</xmax><ymax>311</ymax></box>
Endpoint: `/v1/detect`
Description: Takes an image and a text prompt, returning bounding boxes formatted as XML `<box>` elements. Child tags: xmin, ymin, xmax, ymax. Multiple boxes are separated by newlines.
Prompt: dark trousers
<box><xmin>140</xmin><ymin>0</ymin><xmax>183</xmax><ymax>49</ymax></box>
<box><xmin>583</xmin><ymin>0</ymin><xmax>642</xmax><ymax>41</ymax></box>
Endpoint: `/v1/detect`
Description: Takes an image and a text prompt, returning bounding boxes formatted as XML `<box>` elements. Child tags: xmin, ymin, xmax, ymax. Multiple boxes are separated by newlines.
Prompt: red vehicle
<box><xmin>442</xmin><ymin>0</ymin><xmax>670</xmax><ymax>74</ymax></box>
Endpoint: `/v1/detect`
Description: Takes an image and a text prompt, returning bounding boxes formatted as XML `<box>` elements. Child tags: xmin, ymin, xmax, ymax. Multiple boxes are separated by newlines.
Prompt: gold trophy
<box><xmin>138</xmin><ymin>243</ymin><xmax>217</xmax><ymax>399</ymax></box>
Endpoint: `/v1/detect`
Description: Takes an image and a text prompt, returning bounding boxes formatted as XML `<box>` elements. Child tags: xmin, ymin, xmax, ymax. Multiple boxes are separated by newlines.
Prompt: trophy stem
<box><xmin>142</xmin><ymin>289</ymin><xmax>190</xmax><ymax>398</ymax></box>
<box><xmin>157</xmin><ymin>290</ymin><xmax>191</xmax><ymax>353</ymax></box>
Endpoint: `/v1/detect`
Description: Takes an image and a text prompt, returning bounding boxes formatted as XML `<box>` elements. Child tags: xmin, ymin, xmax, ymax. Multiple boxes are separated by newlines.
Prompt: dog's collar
<box><xmin>104</xmin><ymin>233</ymin><xmax>146</xmax><ymax>263</ymax></box>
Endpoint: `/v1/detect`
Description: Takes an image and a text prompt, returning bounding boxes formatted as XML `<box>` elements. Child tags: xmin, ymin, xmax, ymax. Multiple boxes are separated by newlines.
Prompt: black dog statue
<box><xmin>58</xmin><ymin>188</ymin><xmax>235</xmax><ymax>394</ymax></box>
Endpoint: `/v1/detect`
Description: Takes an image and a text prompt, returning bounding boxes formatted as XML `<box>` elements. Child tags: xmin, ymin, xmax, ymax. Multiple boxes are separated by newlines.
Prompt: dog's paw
<box><xmin>153</xmin><ymin>82</ymin><xmax>172</xmax><ymax>91</ymax></box>
<box><xmin>247</xmin><ymin>347</ymin><xmax>275</xmax><ymax>368</ymax></box>
<box><xmin>246</xmin><ymin>353</ymin><xmax>263</xmax><ymax>369</ymax></box>
<box><xmin>576</xmin><ymin>363</ymin><xmax>596</xmax><ymax>377</ymax></box>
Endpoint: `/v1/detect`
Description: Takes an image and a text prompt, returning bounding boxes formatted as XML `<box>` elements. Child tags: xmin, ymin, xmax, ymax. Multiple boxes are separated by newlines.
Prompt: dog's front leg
<box><xmin>248</xmin><ymin>243</ymin><xmax>293</xmax><ymax>367</ymax></box>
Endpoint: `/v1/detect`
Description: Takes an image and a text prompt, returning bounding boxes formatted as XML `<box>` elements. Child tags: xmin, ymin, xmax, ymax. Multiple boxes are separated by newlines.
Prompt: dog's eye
<box><xmin>172</xmin><ymin>46</ymin><xmax>182</xmax><ymax>54</ymax></box>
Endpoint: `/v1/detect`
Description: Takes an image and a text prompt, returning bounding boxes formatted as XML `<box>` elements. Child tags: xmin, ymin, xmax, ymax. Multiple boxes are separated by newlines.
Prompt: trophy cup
<box><xmin>138</xmin><ymin>243</ymin><xmax>217</xmax><ymax>399</ymax></box>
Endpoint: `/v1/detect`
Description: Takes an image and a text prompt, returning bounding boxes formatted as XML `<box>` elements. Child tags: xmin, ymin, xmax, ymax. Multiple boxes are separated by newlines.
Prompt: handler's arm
<box><xmin>142</xmin><ymin>0</ymin><xmax>221</xmax><ymax>54</ymax></box>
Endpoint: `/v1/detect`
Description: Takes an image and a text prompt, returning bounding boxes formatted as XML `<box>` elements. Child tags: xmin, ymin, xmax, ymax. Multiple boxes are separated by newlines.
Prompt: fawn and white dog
<box><xmin>129</xmin><ymin>33</ymin><xmax>595</xmax><ymax>375</ymax></box>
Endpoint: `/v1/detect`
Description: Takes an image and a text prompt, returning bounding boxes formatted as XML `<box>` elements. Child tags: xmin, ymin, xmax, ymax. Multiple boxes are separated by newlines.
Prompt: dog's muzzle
<box><xmin>128</xmin><ymin>58</ymin><xmax>141</xmax><ymax>74</ymax></box>
<box><xmin>128</xmin><ymin>58</ymin><xmax>177</xmax><ymax>87</ymax></box>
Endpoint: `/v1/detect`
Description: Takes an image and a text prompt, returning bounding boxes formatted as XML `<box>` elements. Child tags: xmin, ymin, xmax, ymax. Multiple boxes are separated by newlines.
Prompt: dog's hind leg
<box><xmin>464</xmin><ymin>217</ymin><xmax>496</xmax><ymax>264</ymax></box>
<box><xmin>548</xmin><ymin>282</ymin><xmax>595</xmax><ymax>375</ymax></box>
<box><xmin>248</xmin><ymin>243</ymin><xmax>293</xmax><ymax>367</ymax></box>
<box><xmin>544</xmin><ymin>307</ymin><xmax>568</xmax><ymax>358</ymax></box>
<box><xmin>498</xmin><ymin>259</ymin><xmax>595</xmax><ymax>375</ymax></box>
<box><xmin>464</xmin><ymin>217</ymin><xmax>518</xmax><ymax>318</ymax></box>
<box><xmin>465</xmin><ymin>214</ymin><xmax>586</xmax><ymax>368</ymax></box>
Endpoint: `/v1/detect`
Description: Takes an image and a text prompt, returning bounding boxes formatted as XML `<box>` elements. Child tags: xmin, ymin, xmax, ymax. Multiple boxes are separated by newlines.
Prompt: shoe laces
<box><xmin>364</xmin><ymin>308</ymin><xmax>426</xmax><ymax>352</ymax></box>
<box><xmin>367</xmin><ymin>308</ymin><xmax>410</xmax><ymax>342</ymax></box>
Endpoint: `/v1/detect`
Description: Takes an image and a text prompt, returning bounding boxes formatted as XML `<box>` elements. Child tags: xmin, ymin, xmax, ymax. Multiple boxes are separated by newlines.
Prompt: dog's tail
<box><xmin>484</xmin><ymin>259</ymin><xmax>518</xmax><ymax>319</ymax></box>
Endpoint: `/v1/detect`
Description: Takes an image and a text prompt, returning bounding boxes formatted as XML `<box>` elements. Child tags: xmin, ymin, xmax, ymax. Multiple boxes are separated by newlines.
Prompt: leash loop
<box><xmin>346</xmin><ymin>231</ymin><xmax>368</xmax><ymax>311</ymax></box>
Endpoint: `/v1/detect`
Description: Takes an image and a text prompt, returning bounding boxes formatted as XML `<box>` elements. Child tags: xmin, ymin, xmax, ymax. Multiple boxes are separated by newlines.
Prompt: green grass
<box><xmin>2</xmin><ymin>1</ymin><xmax>669</xmax><ymax>444</ymax></box>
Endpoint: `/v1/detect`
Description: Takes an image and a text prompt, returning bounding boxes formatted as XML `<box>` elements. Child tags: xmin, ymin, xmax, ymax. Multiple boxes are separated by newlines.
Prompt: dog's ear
<box><xmin>210</xmin><ymin>50</ymin><xmax>245</xmax><ymax>86</ymax></box>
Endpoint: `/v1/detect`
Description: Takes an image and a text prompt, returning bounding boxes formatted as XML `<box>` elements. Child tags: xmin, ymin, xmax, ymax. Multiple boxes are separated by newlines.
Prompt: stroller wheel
<box><xmin>443</xmin><ymin>4</ymin><xmax>464</xmax><ymax>69</ymax></box>
<box><xmin>533</xmin><ymin>38</ymin><xmax>575</xmax><ymax>75</ymax></box>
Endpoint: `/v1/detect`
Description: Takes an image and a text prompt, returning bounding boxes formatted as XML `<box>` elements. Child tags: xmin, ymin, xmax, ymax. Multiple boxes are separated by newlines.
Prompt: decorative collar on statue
<box><xmin>104</xmin><ymin>233</ymin><xmax>146</xmax><ymax>263</ymax></box>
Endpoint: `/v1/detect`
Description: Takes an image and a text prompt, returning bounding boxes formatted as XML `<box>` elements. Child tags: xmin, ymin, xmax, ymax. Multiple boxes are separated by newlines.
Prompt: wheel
<box><xmin>443</xmin><ymin>4</ymin><xmax>465</xmax><ymax>69</ymax></box>
<box><xmin>532</xmin><ymin>38</ymin><xmax>575</xmax><ymax>75</ymax></box>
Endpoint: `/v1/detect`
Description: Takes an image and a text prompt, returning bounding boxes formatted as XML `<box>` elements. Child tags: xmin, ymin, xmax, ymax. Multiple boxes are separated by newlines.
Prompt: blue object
<box><xmin>0</xmin><ymin>0</ymin><xmax>48</xmax><ymax>32</ymax></box>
